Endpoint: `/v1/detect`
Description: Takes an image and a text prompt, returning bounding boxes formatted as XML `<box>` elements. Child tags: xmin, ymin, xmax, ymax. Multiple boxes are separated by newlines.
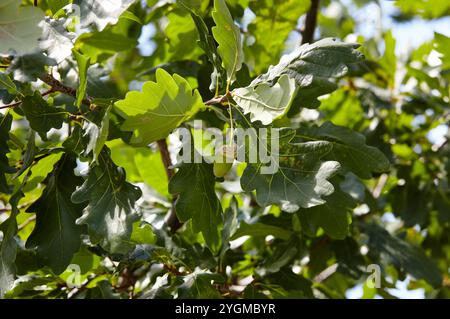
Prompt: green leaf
<box><xmin>83</xmin><ymin>105</ymin><xmax>111</xmax><ymax>162</ymax></box>
<box><xmin>0</xmin><ymin>72</ymin><xmax>16</xmax><ymax>94</ymax></box>
<box><xmin>8</xmin><ymin>52</ymin><xmax>56</xmax><ymax>82</ymax></box>
<box><xmin>241</xmin><ymin>138</ymin><xmax>340</xmax><ymax>212</ymax></box>
<box><xmin>251</xmin><ymin>38</ymin><xmax>364</xmax><ymax>108</ymax></box>
<box><xmin>0</xmin><ymin>0</ymin><xmax>44</xmax><ymax>54</ymax></box>
<box><xmin>75</xmin><ymin>0</ymin><xmax>135</xmax><ymax>31</ymax></box>
<box><xmin>379</xmin><ymin>31</ymin><xmax>396</xmax><ymax>86</ymax></box>
<box><xmin>362</xmin><ymin>223</ymin><xmax>443</xmax><ymax>288</ymax></box>
<box><xmin>232</xmin><ymin>74</ymin><xmax>297</xmax><ymax>125</ymax></box>
<box><xmin>39</xmin><ymin>18</ymin><xmax>76</xmax><ymax>63</ymax></box>
<box><xmin>75</xmin><ymin>31</ymin><xmax>138</xmax><ymax>63</ymax></box>
<box><xmin>71</xmin><ymin>148</ymin><xmax>142</xmax><ymax>254</ymax></box>
<box><xmin>115</xmin><ymin>68</ymin><xmax>204</xmax><ymax>146</ymax></box>
<box><xmin>25</xmin><ymin>156</ymin><xmax>85</xmax><ymax>274</ymax></box>
<box><xmin>231</xmin><ymin>222</ymin><xmax>294</xmax><ymax>240</ymax></box>
<box><xmin>301</xmin><ymin>121</ymin><xmax>390</xmax><ymax>179</ymax></box>
<box><xmin>434</xmin><ymin>32</ymin><xmax>450</xmax><ymax>69</ymax></box>
<box><xmin>0</xmin><ymin>113</ymin><xmax>15</xmax><ymax>194</ymax></box>
<box><xmin>107</xmin><ymin>140</ymin><xmax>169</xmax><ymax>196</ymax></box>
<box><xmin>0</xmin><ymin>185</ymin><xmax>24</xmax><ymax>297</ymax></box>
<box><xmin>73</xmin><ymin>50</ymin><xmax>91</xmax><ymax>108</ymax></box>
<box><xmin>181</xmin><ymin>2</ymin><xmax>227</xmax><ymax>91</ymax></box>
<box><xmin>211</xmin><ymin>0</ymin><xmax>243</xmax><ymax>84</ymax></box>
<box><xmin>169</xmin><ymin>158</ymin><xmax>223</xmax><ymax>251</ymax></box>
<box><xmin>20</xmin><ymin>92</ymin><xmax>65</xmax><ymax>140</ymax></box>
<box><xmin>262</xmin><ymin>236</ymin><xmax>299</xmax><ymax>274</ymax></box>
<box><xmin>22</xmin><ymin>152</ymin><xmax>64</xmax><ymax>192</ymax></box>
<box><xmin>246</xmin><ymin>0</ymin><xmax>310</xmax><ymax>73</ymax></box>
<box><xmin>13</xmin><ymin>132</ymin><xmax>37</xmax><ymax>179</ymax></box>
<box><xmin>220</xmin><ymin>196</ymin><xmax>238</xmax><ymax>256</ymax></box>
<box><xmin>165</xmin><ymin>8</ymin><xmax>202</xmax><ymax>61</ymax></box>
<box><xmin>177</xmin><ymin>269</ymin><xmax>224</xmax><ymax>298</ymax></box>
<box><xmin>130</xmin><ymin>222</ymin><xmax>156</xmax><ymax>245</ymax></box>
<box><xmin>298</xmin><ymin>189</ymin><xmax>355</xmax><ymax>239</ymax></box>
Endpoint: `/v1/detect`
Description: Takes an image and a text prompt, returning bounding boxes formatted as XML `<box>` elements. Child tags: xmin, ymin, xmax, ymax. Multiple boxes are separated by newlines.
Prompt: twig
<box><xmin>204</xmin><ymin>92</ymin><xmax>231</xmax><ymax>106</ymax></box>
<box><xmin>0</xmin><ymin>88</ymin><xmax>59</xmax><ymax>110</ymax></box>
<box><xmin>314</xmin><ymin>263</ymin><xmax>338</xmax><ymax>283</ymax></box>
<box><xmin>0</xmin><ymin>101</ymin><xmax>22</xmax><ymax>110</ymax></box>
<box><xmin>157</xmin><ymin>139</ymin><xmax>174</xmax><ymax>180</ymax></box>
<box><xmin>39</xmin><ymin>74</ymin><xmax>92</xmax><ymax>106</ymax></box>
<box><xmin>301</xmin><ymin>0</ymin><xmax>320</xmax><ymax>45</ymax></box>
<box><xmin>157</xmin><ymin>139</ymin><xmax>183</xmax><ymax>232</ymax></box>
<box><xmin>372</xmin><ymin>173</ymin><xmax>388</xmax><ymax>199</ymax></box>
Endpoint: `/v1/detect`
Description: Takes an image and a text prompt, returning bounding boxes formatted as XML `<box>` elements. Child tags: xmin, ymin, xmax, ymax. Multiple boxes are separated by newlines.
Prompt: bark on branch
<box><xmin>157</xmin><ymin>139</ymin><xmax>183</xmax><ymax>233</ymax></box>
<box><xmin>301</xmin><ymin>0</ymin><xmax>320</xmax><ymax>45</ymax></box>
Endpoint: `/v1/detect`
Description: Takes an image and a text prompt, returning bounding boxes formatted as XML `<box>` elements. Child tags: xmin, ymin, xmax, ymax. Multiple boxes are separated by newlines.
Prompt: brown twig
<box><xmin>157</xmin><ymin>139</ymin><xmax>183</xmax><ymax>232</ymax></box>
<box><xmin>204</xmin><ymin>93</ymin><xmax>230</xmax><ymax>106</ymax></box>
<box><xmin>301</xmin><ymin>0</ymin><xmax>320</xmax><ymax>45</ymax></box>
<box><xmin>0</xmin><ymin>87</ymin><xmax>67</xmax><ymax>111</ymax></box>
<box><xmin>39</xmin><ymin>74</ymin><xmax>92</xmax><ymax>106</ymax></box>
<box><xmin>0</xmin><ymin>100</ymin><xmax>22</xmax><ymax>110</ymax></box>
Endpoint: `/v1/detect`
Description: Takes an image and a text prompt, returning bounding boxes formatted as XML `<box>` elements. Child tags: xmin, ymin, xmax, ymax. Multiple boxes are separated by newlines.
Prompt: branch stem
<box><xmin>301</xmin><ymin>0</ymin><xmax>320</xmax><ymax>45</ymax></box>
<box><xmin>157</xmin><ymin>139</ymin><xmax>183</xmax><ymax>232</ymax></box>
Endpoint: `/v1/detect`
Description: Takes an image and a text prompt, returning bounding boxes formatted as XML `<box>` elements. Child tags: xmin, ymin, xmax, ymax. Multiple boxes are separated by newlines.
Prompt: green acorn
<box><xmin>213</xmin><ymin>144</ymin><xmax>235</xmax><ymax>177</ymax></box>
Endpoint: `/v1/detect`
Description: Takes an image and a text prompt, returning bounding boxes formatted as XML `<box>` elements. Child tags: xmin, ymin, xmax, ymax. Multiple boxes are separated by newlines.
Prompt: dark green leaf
<box><xmin>0</xmin><ymin>113</ymin><xmax>15</xmax><ymax>193</ymax></box>
<box><xmin>20</xmin><ymin>92</ymin><xmax>65</xmax><ymax>140</ymax></box>
<box><xmin>362</xmin><ymin>223</ymin><xmax>443</xmax><ymax>288</ymax></box>
<box><xmin>301</xmin><ymin>121</ymin><xmax>390</xmax><ymax>179</ymax></box>
<box><xmin>169</xmin><ymin>158</ymin><xmax>223</xmax><ymax>251</ymax></box>
<box><xmin>251</xmin><ymin>38</ymin><xmax>364</xmax><ymax>108</ymax></box>
<box><xmin>25</xmin><ymin>156</ymin><xmax>85</xmax><ymax>274</ymax></box>
<box><xmin>71</xmin><ymin>148</ymin><xmax>142</xmax><ymax>253</ymax></box>
<box><xmin>0</xmin><ymin>186</ymin><xmax>24</xmax><ymax>297</ymax></box>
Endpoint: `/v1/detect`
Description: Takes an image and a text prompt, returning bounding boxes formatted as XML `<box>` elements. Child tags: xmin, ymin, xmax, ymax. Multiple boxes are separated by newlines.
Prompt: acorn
<box><xmin>213</xmin><ymin>144</ymin><xmax>235</xmax><ymax>178</ymax></box>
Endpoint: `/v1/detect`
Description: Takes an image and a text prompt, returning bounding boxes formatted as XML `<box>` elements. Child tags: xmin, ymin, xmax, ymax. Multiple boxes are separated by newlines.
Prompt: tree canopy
<box><xmin>0</xmin><ymin>0</ymin><xmax>449</xmax><ymax>299</ymax></box>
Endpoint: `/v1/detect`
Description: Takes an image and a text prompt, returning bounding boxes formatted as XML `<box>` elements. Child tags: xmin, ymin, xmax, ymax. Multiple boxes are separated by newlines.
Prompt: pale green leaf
<box><xmin>251</xmin><ymin>38</ymin><xmax>364</xmax><ymax>108</ymax></box>
<box><xmin>75</xmin><ymin>0</ymin><xmax>135</xmax><ymax>31</ymax></box>
<box><xmin>0</xmin><ymin>0</ymin><xmax>44</xmax><ymax>54</ymax></box>
<box><xmin>232</xmin><ymin>74</ymin><xmax>296</xmax><ymax>125</ymax></box>
<box><xmin>73</xmin><ymin>50</ymin><xmax>91</xmax><ymax>108</ymax></box>
<box><xmin>115</xmin><ymin>68</ymin><xmax>204</xmax><ymax>146</ymax></box>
